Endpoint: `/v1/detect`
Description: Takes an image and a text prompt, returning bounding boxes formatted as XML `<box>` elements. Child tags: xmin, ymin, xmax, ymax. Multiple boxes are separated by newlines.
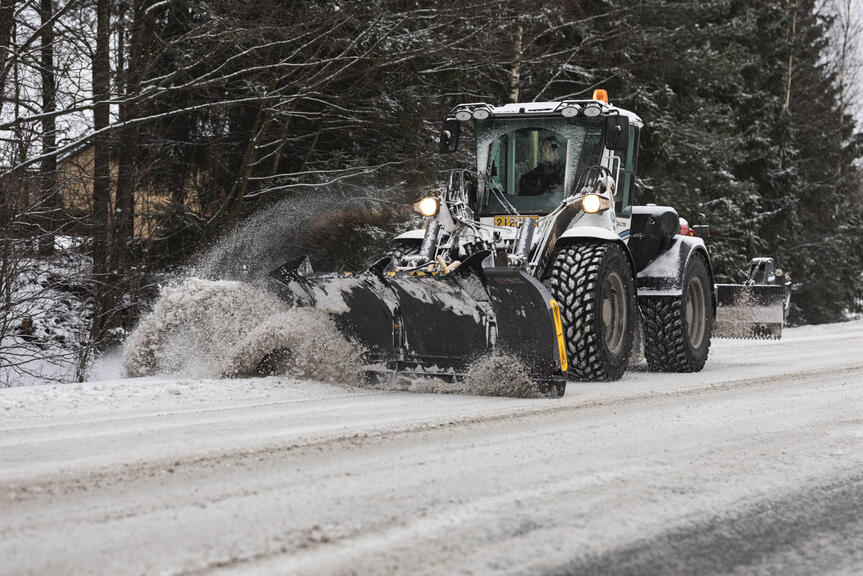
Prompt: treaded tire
<box><xmin>546</xmin><ymin>243</ymin><xmax>636</xmax><ymax>381</ymax></box>
<box><xmin>641</xmin><ymin>253</ymin><xmax>713</xmax><ymax>372</ymax></box>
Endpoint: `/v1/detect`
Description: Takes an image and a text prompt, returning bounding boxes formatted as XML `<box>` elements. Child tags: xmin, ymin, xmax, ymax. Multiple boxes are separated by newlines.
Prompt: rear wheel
<box><xmin>546</xmin><ymin>243</ymin><xmax>636</xmax><ymax>381</ymax></box>
<box><xmin>641</xmin><ymin>253</ymin><xmax>713</xmax><ymax>371</ymax></box>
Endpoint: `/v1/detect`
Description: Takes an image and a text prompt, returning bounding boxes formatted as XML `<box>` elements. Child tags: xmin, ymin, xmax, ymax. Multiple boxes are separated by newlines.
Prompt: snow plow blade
<box><xmin>714</xmin><ymin>283</ymin><xmax>786</xmax><ymax>339</ymax></box>
<box><xmin>268</xmin><ymin>256</ymin><xmax>566</xmax><ymax>391</ymax></box>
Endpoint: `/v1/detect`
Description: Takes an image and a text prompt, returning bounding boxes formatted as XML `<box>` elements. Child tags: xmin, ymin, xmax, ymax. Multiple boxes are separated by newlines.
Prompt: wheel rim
<box><xmin>686</xmin><ymin>276</ymin><xmax>706</xmax><ymax>349</ymax></box>
<box><xmin>601</xmin><ymin>271</ymin><xmax>627</xmax><ymax>355</ymax></box>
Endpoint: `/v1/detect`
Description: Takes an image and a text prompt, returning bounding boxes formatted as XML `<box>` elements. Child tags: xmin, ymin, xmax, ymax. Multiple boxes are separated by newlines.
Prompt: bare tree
<box><xmin>507</xmin><ymin>16</ymin><xmax>524</xmax><ymax>103</ymax></box>
<box><xmin>89</xmin><ymin>0</ymin><xmax>111</xmax><ymax>346</ymax></box>
<box><xmin>37</xmin><ymin>0</ymin><xmax>58</xmax><ymax>256</ymax></box>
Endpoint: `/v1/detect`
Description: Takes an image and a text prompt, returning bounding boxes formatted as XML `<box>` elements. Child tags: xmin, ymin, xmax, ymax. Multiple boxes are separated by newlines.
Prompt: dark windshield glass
<box><xmin>477</xmin><ymin>117</ymin><xmax>604</xmax><ymax>216</ymax></box>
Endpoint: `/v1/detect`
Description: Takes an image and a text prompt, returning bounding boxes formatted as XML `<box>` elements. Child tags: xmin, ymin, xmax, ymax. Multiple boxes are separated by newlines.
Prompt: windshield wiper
<box><xmin>485</xmin><ymin>174</ymin><xmax>520</xmax><ymax>216</ymax></box>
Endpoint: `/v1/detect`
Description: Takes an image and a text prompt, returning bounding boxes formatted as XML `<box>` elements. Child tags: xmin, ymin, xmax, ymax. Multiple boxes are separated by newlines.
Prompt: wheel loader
<box><xmin>269</xmin><ymin>91</ymin><xmax>790</xmax><ymax>395</ymax></box>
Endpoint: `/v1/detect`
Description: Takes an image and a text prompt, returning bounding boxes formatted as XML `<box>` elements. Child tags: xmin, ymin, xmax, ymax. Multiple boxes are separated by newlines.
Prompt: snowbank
<box><xmin>0</xmin><ymin>248</ymin><xmax>93</xmax><ymax>386</ymax></box>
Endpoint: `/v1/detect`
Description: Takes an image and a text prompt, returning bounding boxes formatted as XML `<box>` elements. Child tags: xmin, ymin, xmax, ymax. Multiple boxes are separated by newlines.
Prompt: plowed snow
<box><xmin>123</xmin><ymin>278</ymin><xmax>363</xmax><ymax>382</ymax></box>
<box><xmin>123</xmin><ymin>278</ymin><xmax>548</xmax><ymax>398</ymax></box>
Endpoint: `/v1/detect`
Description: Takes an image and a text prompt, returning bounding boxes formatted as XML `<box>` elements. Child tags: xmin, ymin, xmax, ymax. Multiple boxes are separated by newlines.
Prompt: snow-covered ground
<box><xmin>2</xmin><ymin>321</ymin><xmax>863</xmax><ymax>575</ymax></box>
<box><xmin>0</xmin><ymin>247</ymin><xmax>93</xmax><ymax>386</ymax></box>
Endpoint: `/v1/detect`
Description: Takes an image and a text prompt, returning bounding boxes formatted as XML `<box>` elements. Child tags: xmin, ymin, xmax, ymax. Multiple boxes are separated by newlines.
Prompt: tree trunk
<box><xmin>0</xmin><ymin>0</ymin><xmax>16</xmax><ymax>116</ymax></box>
<box><xmin>90</xmin><ymin>0</ymin><xmax>111</xmax><ymax>344</ymax></box>
<box><xmin>111</xmin><ymin>0</ymin><xmax>152</xmax><ymax>332</ymax></box>
<box><xmin>38</xmin><ymin>0</ymin><xmax>58</xmax><ymax>256</ymax></box>
<box><xmin>837</xmin><ymin>0</ymin><xmax>852</xmax><ymax>126</ymax></box>
<box><xmin>0</xmin><ymin>1</ymin><xmax>15</xmax><ymax>232</ymax></box>
<box><xmin>507</xmin><ymin>16</ymin><xmax>524</xmax><ymax>104</ymax></box>
<box><xmin>780</xmin><ymin>0</ymin><xmax>798</xmax><ymax>119</ymax></box>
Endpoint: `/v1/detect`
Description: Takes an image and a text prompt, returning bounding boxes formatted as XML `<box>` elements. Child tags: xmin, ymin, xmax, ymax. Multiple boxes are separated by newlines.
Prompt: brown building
<box><xmin>56</xmin><ymin>143</ymin><xmax>202</xmax><ymax>239</ymax></box>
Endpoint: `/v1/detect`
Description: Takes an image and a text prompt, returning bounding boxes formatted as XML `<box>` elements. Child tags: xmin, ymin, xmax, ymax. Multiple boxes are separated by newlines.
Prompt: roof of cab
<box><xmin>448</xmin><ymin>100</ymin><xmax>643</xmax><ymax>126</ymax></box>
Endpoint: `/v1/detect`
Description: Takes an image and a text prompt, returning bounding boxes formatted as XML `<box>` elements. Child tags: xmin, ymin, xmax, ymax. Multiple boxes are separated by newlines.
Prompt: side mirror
<box><xmin>439</xmin><ymin>119</ymin><xmax>460</xmax><ymax>154</ymax></box>
<box><xmin>605</xmin><ymin>115</ymin><xmax>629</xmax><ymax>151</ymax></box>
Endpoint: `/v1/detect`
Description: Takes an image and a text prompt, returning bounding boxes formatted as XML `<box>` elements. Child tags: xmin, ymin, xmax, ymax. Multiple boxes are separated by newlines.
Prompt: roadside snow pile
<box><xmin>1</xmin><ymin>247</ymin><xmax>93</xmax><ymax>386</ymax></box>
<box><xmin>123</xmin><ymin>278</ymin><xmax>363</xmax><ymax>382</ymax></box>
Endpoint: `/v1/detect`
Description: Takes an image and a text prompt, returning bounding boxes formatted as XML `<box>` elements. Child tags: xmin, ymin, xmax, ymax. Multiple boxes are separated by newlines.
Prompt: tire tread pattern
<box><xmin>641</xmin><ymin>254</ymin><xmax>712</xmax><ymax>372</ymax></box>
<box><xmin>548</xmin><ymin>244</ymin><xmax>616</xmax><ymax>381</ymax></box>
<box><xmin>641</xmin><ymin>296</ymin><xmax>691</xmax><ymax>371</ymax></box>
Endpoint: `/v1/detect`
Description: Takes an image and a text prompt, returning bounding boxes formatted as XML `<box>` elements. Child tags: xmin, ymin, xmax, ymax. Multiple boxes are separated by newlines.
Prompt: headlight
<box><xmin>582</xmin><ymin>193</ymin><xmax>610</xmax><ymax>214</ymax></box>
<box><xmin>414</xmin><ymin>197</ymin><xmax>439</xmax><ymax>217</ymax></box>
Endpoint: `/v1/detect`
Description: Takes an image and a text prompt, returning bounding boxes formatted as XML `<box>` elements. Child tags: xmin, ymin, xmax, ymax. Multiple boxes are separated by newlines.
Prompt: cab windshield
<box><xmin>476</xmin><ymin>117</ymin><xmax>604</xmax><ymax>216</ymax></box>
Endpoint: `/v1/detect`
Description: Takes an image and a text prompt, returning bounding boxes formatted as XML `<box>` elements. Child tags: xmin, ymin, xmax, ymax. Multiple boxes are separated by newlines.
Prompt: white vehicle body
<box><xmin>395</xmin><ymin>96</ymin><xmax>648</xmax><ymax>281</ymax></box>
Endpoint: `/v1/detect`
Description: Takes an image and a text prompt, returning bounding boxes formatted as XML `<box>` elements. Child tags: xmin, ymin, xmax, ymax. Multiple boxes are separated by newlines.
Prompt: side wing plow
<box><xmin>714</xmin><ymin>258</ymin><xmax>791</xmax><ymax>339</ymax></box>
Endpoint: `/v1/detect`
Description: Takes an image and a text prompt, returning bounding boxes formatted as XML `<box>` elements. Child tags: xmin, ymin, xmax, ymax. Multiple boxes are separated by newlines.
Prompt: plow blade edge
<box><xmin>714</xmin><ymin>283</ymin><xmax>786</xmax><ymax>339</ymax></box>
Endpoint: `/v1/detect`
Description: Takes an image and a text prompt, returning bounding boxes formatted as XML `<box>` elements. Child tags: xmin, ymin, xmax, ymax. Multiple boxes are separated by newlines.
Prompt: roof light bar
<box><xmin>455</xmin><ymin>109</ymin><xmax>472</xmax><ymax>121</ymax></box>
<box><xmin>561</xmin><ymin>105</ymin><xmax>581</xmax><ymax>118</ymax></box>
<box><xmin>583</xmin><ymin>102</ymin><xmax>602</xmax><ymax>117</ymax></box>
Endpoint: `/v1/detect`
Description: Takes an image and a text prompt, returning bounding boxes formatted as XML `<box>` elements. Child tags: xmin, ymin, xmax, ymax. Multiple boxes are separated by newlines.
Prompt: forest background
<box><xmin>2</xmin><ymin>0</ymin><xmax>862</xmax><ymax>384</ymax></box>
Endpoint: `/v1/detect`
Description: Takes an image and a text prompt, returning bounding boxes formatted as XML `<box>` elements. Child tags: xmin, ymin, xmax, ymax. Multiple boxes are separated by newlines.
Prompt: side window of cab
<box><xmin>615</xmin><ymin>126</ymin><xmax>639</xmax><ymax>216</ymax></box>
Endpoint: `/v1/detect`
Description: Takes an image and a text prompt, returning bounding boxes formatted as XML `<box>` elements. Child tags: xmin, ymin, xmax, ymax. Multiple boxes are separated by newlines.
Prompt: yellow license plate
<box><xmin>493</xmin><ymin>215</ymin><xmax>539</xmax><ymax>227</ymax></box>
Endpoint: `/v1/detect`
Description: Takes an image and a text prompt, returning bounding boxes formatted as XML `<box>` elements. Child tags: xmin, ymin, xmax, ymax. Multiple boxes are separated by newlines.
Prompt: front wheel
<box><xmin>546</xmin><ymin>243</ymin><xmax>636</xmax><ymax>381</ymax></box>
<box><xmin>641</xmin><ymin>253</ymin><xmax>713</xmax><ymax>372</ymax></box>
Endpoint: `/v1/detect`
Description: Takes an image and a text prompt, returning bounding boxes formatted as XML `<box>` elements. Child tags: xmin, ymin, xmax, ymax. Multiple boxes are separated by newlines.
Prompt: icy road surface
<box><xmin>2</xmin><ymin>321</ymin><xmax>863</xmax><ymax>575</ymax></box>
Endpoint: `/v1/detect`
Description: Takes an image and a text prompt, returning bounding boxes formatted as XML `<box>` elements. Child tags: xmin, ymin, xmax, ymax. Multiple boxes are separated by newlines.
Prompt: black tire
<box><xmin>641</xmin><ymin>253</ymin><xmax>713</xmax><ymax>372</ymax></box>
<box><xmin>546</xmin><ymin>243</ymin><xmax>636</xmax><ymax>381</ymax></box>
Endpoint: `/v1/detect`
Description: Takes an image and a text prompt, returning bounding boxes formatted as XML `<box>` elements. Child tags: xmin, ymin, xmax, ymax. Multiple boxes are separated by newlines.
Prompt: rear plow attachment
<box><xmin>268</xmin><ymin>254</ymin><xmax>567</xmax><ymax>395</ymax></box>
<box><xmin>715</xmin><ymin>258</ymin><xmax>791</xmax><ymax>339</ymax></box>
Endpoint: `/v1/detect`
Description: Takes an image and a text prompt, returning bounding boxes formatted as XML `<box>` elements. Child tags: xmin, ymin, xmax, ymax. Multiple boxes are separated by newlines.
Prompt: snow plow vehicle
<box><xmin>269</xmin><ymin>91</ymin><xmax>790</xmax><ymax>395</ymax></box>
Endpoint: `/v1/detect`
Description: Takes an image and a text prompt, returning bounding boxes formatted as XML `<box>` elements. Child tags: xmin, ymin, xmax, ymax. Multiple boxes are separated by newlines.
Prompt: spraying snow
<box><xmin>463</xmin><ymin>355</ymin><xmax>544</xmax><ymax>398</ymax></box>
<box><xmin>123</xmin><ymin>278</ymin><xmax>363</xmax><ymax>382</ymax></box>
<box><xmin>220</xmin><ymin>309</ymin><xmax>363</xmax><ymax>382</ymax></box>
<box><xmin>372</xmin><ymin>355</ymin><xmax>544</xmax><ymax>398</ymax></box>
<box><xmin>715</xmin><ymin>288</ymin><xmax>758</xmax><ymax>338</ymax></box>
<box><xmin>193</xmin><ymin>190</ymin><xmax>409</xmax><ymax>281</ymax></box>
<box><xmin>122</xmin><ymin>276</ymin><xmax>545</xmax><ymax>397</ymax></box>
<box><xmin>714</xmin><ymin>286</ymin><xmax>784</xmax><ymax>338</ymax></box>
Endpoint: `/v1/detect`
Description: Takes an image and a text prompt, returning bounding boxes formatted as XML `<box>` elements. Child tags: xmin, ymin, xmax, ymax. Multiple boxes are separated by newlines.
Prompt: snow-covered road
<box><xmin>2</xmin><ymin>321</ymin><xmax>863</xmax><ymax>575</ymax></box>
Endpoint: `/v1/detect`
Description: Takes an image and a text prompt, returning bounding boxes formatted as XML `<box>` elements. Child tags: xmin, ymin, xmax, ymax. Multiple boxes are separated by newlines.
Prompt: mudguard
<box><xmin>554</xmin><ymin>225</ymin><xmax>637</xmax><ymax>278</ymax></box>
<box><xmin>558</xmin><ymin>225</ymin><xmax>621</xmax><ymax>243</ymax></box>
<box><xmin>635</xmin><ymin>235</ymin><xmax>714</xmax><ymax>299</ymax></box>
